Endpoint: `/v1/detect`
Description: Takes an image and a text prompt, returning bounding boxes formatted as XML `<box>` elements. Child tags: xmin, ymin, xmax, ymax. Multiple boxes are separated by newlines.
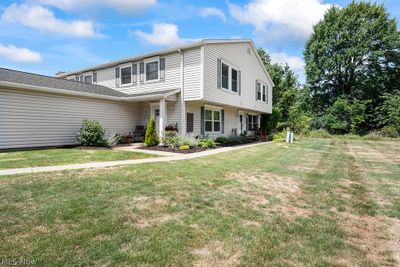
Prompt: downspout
<box><xmin>178</xmin><ymin>48</ymin><xmax>186</xmax><ymax>135</ymax></box>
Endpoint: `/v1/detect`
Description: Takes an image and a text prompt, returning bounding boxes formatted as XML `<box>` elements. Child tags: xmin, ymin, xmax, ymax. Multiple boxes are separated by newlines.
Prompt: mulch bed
<box><xmin>138</xmin><ymin>146</ymin><xmax>210</xmax><ymax>154</ymax></box>
<box><xmin>138</xmin><ymin>140</ymin><xmax>266</xmax><ymax>154</ymax></box>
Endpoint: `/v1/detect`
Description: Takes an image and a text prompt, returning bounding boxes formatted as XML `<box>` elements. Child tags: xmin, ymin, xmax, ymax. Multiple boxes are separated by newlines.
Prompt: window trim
<box><xmin>119</xmin><ymin>63</ymin><xmax>133</xmax><ymax>86</ymax></box>
<box><xmin>219</xmin><ymin>59</ymin><xmax>240</xmax><ymax>94</ymax></box>
<box><xmin>221</xmin><ymin>62</ymin><xmax>229</xmax><ymax>90</ymax></box>
<box><xmin>204</xmin><ymin>108</ymin><xmax>222</xmax><ymax>133</ymax></box>
<box><xmin>247</xmin><ymin>114</ymin><xmax>258</xmax><ymax>131</ymax></box>
<box><xmin>256</xmin><ymin>80</ymin><xmax>268</xmax><ymax>103</ymax></box>
<box><xmin>144</xmin><ymin>57</ymin><xmax>160</xmax><ymax>83</ymax></box>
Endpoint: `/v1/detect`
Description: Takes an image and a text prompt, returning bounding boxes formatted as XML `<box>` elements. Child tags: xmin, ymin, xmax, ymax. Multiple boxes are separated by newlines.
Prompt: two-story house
<box><xmin>0</xmin><ymin>39</ymin><xmax>273</xmax><ymax>150</ymax></box>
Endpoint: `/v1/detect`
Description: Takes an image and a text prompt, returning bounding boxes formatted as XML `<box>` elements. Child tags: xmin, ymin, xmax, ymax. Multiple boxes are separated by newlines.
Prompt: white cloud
<box><xmin>32</xmin><ymin>0</ymin><xmax>156</xmax><ymax>14</ymax></box>
<box><xmin>131</xmin><ymin>23</ymin><xmax>183</xmax><ymax>46</ymax></box>
<box><xmin>1</xmin><ymin>4</ymin><xmax>96</xmax><ymax>38</ymax></box>
<box><xmin>229</xmin><ymin>0</ymin><xmax>332</xmax><ymax>40</ymax></box>
<box><xmin>0</xmin><ymin>44</ymin><xmax>42</xmax><ymax>63</ymax></box>
<box><xmin>200</xmin><ymin>7</ymin><xmax>227</xmax><ymax>21</ymax></box>
<box><xmin>270</xmin><ymin>52</ymin><xmax>304</xmax><ymax>71</ymax></box>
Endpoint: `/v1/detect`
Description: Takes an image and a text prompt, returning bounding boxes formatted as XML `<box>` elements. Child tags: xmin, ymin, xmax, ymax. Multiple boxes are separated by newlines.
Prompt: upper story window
<box><xmin>205</xmin><ymin>109</ymin><xmax>221</xmax><ymax>133</ymax></box>
<box><xmin>146</xmin><ymin>61</ymin><xmax>159</xmax><ymax>81</ymax></box>
<box><xmin>256</xmin><ymin>81</ymin><xmax>268</xmax><ymax>103</ymax></box>
<box><xmin>218</xmin><ymin>59</ymin><xmax>241</xmax><ymax>94</ymax></box>
<box><xmin>262</xmin><ymin>85</ymin><xmax>266</xmax><ymax>102</ymax></box>
<box><xmin>84</xmin><ymin>74</ymin><xmax>92</xmax><ymax>84</ymax></box>
<box><xmin>231</xmin><ymin>68</ymin><xmax>238</xmax><ymax>93</ymax></box>
<box><xmin>121</xmin><ymin>66</ymin><xmax>132</xmax><ymax>85</ymax></box>
<box><xmin>221</xmin><ymin>63</ymin><xmax>229</xmax><ymax>89</ymax></box>
<box><xmin>256</xmin><ymin>82</ymin><xmax>262</xmax><ymax>101</ymax></box>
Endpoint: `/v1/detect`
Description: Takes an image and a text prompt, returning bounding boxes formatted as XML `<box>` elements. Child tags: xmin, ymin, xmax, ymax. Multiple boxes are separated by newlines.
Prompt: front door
<box><xmin>238</xmin><ymin>113</ymin><xmax>245</xmax><ymax>134</ymax></box>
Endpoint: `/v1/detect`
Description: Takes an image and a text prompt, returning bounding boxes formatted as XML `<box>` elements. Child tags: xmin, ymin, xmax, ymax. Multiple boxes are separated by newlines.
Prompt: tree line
<box><xmin>260</xmin><ymin>1</ymin><xmax>400</xmax><ymax>138</ymax></box>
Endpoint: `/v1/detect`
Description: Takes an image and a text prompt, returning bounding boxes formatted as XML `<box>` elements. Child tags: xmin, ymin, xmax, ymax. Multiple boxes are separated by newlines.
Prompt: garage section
<box><xmin>0</xmin><ymin>88</ymin><xmax>139</xmax><ymax>150</ymax></box>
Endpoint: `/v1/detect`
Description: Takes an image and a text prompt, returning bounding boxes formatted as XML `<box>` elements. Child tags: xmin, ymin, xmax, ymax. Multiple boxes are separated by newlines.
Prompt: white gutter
<box><xmin>0</xmin><ymin>81</ymin><xmax>180</xmax><ymax>102</ymax></box>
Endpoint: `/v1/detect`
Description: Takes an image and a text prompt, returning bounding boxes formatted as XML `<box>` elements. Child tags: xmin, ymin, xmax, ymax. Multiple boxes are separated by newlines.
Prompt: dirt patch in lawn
<box><xmin>191</xmin><ymin>240</ymin><xmax>241</xmax><ymax>267</ymax></box>
<box><xmin>220</xmin><ymin>172</ymin><xmax>310</xmax><ymax>220</ymax></box>
<box><xmin>337</xmin><ymin>211</ymin><xmax>399</xmax><ymax>266</ymax></box>
<box><xmin>347</xmin><ymin>143</ymin><xmax>399</xmax><ymax>164</ymax></box>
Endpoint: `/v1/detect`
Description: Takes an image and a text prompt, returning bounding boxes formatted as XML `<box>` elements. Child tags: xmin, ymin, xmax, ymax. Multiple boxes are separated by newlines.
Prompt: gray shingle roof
<box><xmin>0</xmin><ymin>68</ymin><xmax>127</xmax><ymax>97</ymax></box>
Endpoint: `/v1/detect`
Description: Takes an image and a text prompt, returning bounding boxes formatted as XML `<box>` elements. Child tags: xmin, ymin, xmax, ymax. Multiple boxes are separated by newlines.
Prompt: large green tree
<box><xmin>258</xmin><ymin>48</ymin><xmax>311</xmax><ymax>134</ymax></box>
<box><xmin>304</xmin><ymin>1</ymin><xmax>400</xmax><ymax>130</ymax></box>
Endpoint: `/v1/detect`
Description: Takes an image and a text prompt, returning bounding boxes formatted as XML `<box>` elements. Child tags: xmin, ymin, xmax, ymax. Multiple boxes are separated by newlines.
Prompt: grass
<box><xmin>0</xmin><ymin>147</ymin><xmax>156</xmax><ymax>169</ymax></box>
<box><xmin>0</xmin><ymin>139</ymin><xmax>399</xmax><ymax>266</ymax></box>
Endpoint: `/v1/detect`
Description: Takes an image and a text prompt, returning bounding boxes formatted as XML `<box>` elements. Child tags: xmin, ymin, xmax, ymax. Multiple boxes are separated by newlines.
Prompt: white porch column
<box><xmin>159</xmin><ymin>98</ymin><xmax>166</xmax><ymax>138</ymax></box>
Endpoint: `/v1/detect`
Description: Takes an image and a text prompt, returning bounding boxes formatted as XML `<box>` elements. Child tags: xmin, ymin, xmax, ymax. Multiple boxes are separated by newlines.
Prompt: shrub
<box><xmin>178</xmin><ymin>136</ymin><xmax>198</xmax><ymax>147</ymax></box>
<box><xmin>161</xmin><ymin>131</ymin><xmax>179</xmax><ymax>148</ymax></box>
<box><xmin>215</xmin><ymin>136</ymin><xmax>229</xmax><ymax>144</ymax></box>
<box><xmin>273</xmin><ymin>131</ymin><xmax>286</xmax><ymax>141</ymax></box>
<box><xmin>145</xmin><ymin>117</ymin><xmax>159</xmax><ymax>147</ymax></box>
<box><xmin>179</xmin><ymin>145</ymin><xmax>190</xmax><ymax>150</ymax></box>
<box><xmin>198</xmin><ymin>138</ymin><xmax>215</xmax><ymax>148</ymax></box>
<box><xmin>115</xmin><ymin>133</ymin><xmax>133</xmax><ymax>144</ymax></box>
<box><xmin>363</xmin><ymin>131</ymin><xmax>384</xmax><ymax>141</ymax></box>
<box><xmin>105</xmin><ymin>135</ymin><xmax>118</xmax><ymax>148</ymax></box>
<box><xmin>76</xmin><ymin>119</ymin><xmax>105</xmax><ymax>147</ymax></box>
<box><xmin>380</xmin><ymin>125</ymin><xmax>399</xmax><ymax>138</ymax></box>
<box><xmin>306</xmin><ymin>129</ymin><xmax>332</xmax><ymax>139</ymax></box>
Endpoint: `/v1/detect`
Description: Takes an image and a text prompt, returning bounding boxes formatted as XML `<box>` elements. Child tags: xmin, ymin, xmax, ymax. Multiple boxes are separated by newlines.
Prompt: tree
<box><xmin>258</xmin><ymin>48</ymin><xmax>310</xmax><ymax>134</ymax></box>
<box><xmin>145</xmin><ymin>117</ymin><xmax>159</xmax><ymax>147</ymax></box>
<box><xmin>376</xmin><ymin>91</ymin><xmax>400</xmax><ymax>131</ymax></box>
<box><xmin>304</xmin><ymin>2</ymin><xmax>400</xmax><ymax>131</ymax></box>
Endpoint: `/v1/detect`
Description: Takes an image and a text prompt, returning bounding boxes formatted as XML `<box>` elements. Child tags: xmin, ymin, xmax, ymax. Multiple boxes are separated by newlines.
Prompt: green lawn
<box><xmin>0</xmin><ymin>148</ymin><xmax>156</xmax><ymax>169</ymax></box>
<box><xmin>1</xmin><ymin>139</ymin><xmax>399</xmax><ymax>266</ymax></box>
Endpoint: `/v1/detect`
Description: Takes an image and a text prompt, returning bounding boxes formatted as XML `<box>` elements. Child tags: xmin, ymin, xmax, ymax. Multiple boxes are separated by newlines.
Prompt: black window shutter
<box><xmin>115</xmin><ymin>67</ymin><xmax>120</xmax><ymax>78</ymax></box>
<box><xmin>160</xmin><ymin>58</ymin><xmax>165</xmax><ymax>70</ymax></box>
<box><xmin>238</xmin><ymin>70</ymin><xmax>241</xmax><ymax>95</ymax></box>
<box><xmin>200</xmin><ymin>106</ymin><xmax>205</xmax><ymax>136</ymax></box>
<box><xmin>93</xmin><ymin>72</ymin><xmax>97</xmax><ymax>83</ymax></box>
<box><xmin>221</xmin><ymin>110</ymin><xmax>224</xmax><ymax>134</ymax></box>
<box><xmin>217</xmin><ymin>58</ymin><xmax>221</xmax><ymax>89</ymax></box>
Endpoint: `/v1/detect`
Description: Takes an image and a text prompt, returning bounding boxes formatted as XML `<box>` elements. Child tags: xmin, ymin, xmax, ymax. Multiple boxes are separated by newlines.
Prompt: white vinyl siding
<box><xmin>0</xmin><ymin>88</ymin><xmax>140</xmax><ymax>150</ymax></box>
<box><xmin>204</xmin><ymin>42</ymin><xmax>272</xmax><ymax>114</ymax></box>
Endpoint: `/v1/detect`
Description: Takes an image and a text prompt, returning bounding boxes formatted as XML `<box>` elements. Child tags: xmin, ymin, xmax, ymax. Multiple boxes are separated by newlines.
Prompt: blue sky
<box><xmin>0</xmin><ymin>0</ymin><xmax>399</xmax><ymax>83</ymax></box>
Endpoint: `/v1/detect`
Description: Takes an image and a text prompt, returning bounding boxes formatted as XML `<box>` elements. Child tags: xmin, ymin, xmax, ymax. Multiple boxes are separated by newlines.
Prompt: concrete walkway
<box><xmin>0</xmin><ymin>142</ymin><xmax>270</xmax><ymax>176</ymax></box>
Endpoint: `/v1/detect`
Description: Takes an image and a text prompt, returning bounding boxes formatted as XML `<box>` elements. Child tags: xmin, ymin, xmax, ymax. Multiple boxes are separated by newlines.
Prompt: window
<box><xmin>221</xmin><ymin>63</ymin><xmax>229</xmax><ymax>89</ymax></box>
<box><xmin>256</xmin><ymin>83</ymin><xmax>262</xmax><ymax>100</ymax></box>
<box><xmin>121</xmin><ymin>66</ymin><xmax>132</xmax><ymax>85</ymax></box>
<box><xmin>187</xmin><ymin>113</ymin><xmax>194</xmax><ymax>133</ymax></box>
<box><xmin>139</xmin><ymin>62</ymin><xmax>144</xmax><ymax>82</ymax></box>
<box><xmin>205</xmin><ymin>109</ymin><xmax>221</xmax><ymax>132</ymax></box>
<box><xmin>231</xmin><ymin>68</ymin><xmax>238</xmax><ymax>93</ymax></box>
<box><xmin>262</xmin><ymin>85</ymin><xmax>266</xmax><ymax>102</ymax></box>
<box><xmin>146</xmin><ymin>61</ymin><xmax>159</xmax><ymax>81</ymax></box>
<box><xmin>84</xmin><ymin>75</ymin><xmax>92</xmax><ymax>84</ymax></box>
<box><xmin>247</xmin><ymin>115</ymin><xmax>258</xmax><ymax>131</ymax></box>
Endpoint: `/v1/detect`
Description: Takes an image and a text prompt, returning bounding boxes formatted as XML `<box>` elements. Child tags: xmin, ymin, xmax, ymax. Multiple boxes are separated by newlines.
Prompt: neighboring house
<box><xmin>0</xmin><ymin>39</ymin><xmax>273</xmax><ymax>150</ymax></box>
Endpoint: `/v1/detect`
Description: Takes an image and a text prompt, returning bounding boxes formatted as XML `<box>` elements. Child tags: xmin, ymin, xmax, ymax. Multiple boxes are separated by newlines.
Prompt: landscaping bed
<box><xmin>138</xmin><ymin>145</ymin><xmax>209</xmax><ymax>154</ymax></box>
